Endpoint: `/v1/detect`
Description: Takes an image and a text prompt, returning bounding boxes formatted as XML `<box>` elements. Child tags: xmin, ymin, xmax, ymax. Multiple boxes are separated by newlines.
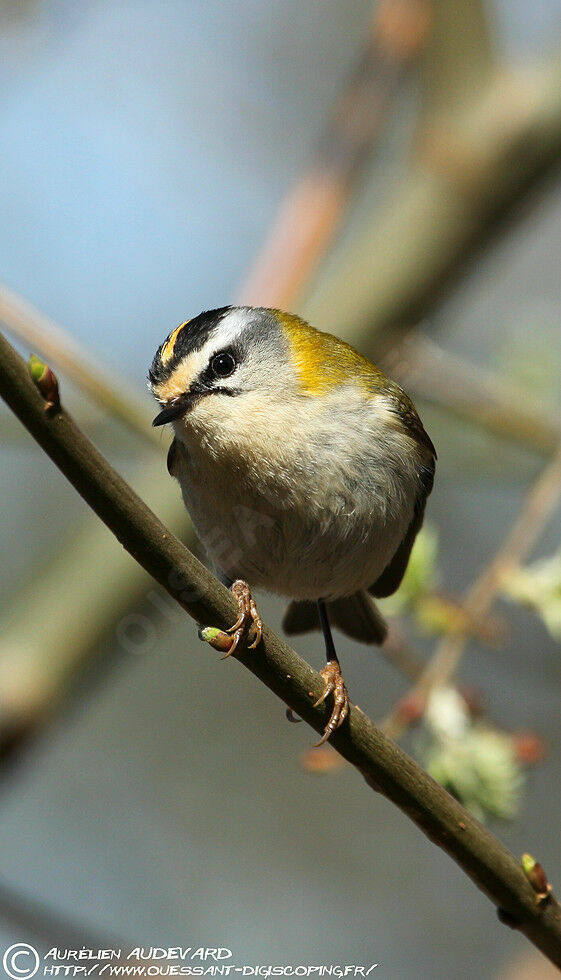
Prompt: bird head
<box><xmin>148</xmin><ymin>305</ymin><xmax>392</xmax><ymax>431</ymax></box>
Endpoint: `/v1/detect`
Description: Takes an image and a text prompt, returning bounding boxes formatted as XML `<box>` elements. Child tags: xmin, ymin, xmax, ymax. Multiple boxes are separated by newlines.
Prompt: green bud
<box><xmin>198</xmin><ymin>626</ymin><xmax>232</xmax><ymax>652</ymax></box>
<box><xmin>28</xmin><ymin>354</ymin><xmax>60</xmax><ymax>412</ymax></box>
<box><xmin>521</xmin><ymin>853</ymin><xmax>551</xmax><ymax>900</ymax></box>
<box><xmin>29</xmin><ymin>354</ymin><xmax>47</xmax><ymax>382</ymax></box>
<box><xmin>199</xmin><ymin>626</ymin><xmax>222</xmax><ymax>642</ymax></box>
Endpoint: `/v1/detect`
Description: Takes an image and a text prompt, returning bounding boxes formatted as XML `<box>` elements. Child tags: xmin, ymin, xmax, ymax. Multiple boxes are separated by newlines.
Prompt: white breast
<box><xmin>172</xmin><ymin>389</ymin><xmax>423</xmax><ymax>600</ymax></box>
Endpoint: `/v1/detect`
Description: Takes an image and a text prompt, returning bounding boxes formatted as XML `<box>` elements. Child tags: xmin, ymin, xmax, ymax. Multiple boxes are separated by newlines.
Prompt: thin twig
<box><xmin>382</xmin><ymin>442</ymin><xmax>561</xmax><ymax>738</ymax></box>
<box><xmin>3</xmin><ymin>332</ymin><xmax>561</xmax><ymax>966</ymax></box>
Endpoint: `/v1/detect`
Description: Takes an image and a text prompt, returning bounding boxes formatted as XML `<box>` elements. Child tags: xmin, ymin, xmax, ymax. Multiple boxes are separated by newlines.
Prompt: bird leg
<box><xmin>206</xmin><ymin>579</ymin><xmax>263</xmax><ymax>658</ymax></box>
<box><xmin>314</xmin><ymin>600</ymin><xmax>350</xmax><ymax>745</ymax></box>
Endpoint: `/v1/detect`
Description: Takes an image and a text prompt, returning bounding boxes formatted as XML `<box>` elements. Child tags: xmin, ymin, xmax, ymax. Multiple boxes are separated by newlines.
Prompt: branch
<box><xmin>3</xmin><ymin>331</ymin><xmax>561</xmax><ymax>966</ymax></box>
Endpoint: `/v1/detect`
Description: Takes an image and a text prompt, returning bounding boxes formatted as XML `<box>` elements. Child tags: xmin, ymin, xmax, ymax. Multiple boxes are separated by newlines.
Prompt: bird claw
<box><xmin>219</xmin><ymin>579</ymin><xmax>263</xmax><ymax>658</ymax></box>
<box><xmin>313</xmin><ymin>660</ymin><xmax>350</xmax><ymax>745</ymax></box>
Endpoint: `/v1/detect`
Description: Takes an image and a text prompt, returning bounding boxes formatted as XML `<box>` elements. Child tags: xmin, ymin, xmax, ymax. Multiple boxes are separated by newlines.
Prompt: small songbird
<box><xmin>149</xmin><ymin>307</ymin><xmax>436</xmax><ymax>743</ymax></box>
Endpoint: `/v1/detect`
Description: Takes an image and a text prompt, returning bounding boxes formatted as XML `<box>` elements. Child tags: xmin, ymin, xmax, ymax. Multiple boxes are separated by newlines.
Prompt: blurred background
<box><xmin>1</xmin><ymin>1</ymin><xmax>561</xmax><ymax>977</ymax></box>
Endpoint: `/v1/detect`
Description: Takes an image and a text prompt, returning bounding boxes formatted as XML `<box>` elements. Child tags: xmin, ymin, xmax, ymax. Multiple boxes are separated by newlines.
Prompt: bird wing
<box><xmin>167</xmin><ymin>437</ymin><xmax>179</xmax><ymax>476</ymax></box>
<box><xmin>368</xmin><ymin>490</ymin><xmax>428</xmax><ymax>599</ymax></box>
<box><xmin>166</xmin><ymin>436</ymin><xmax>190</xmax><ymax>478</ymax></box>
<box><xmin>369</xmin><ymin>402</ymin><xmax>436</xmax><ymax>600</ymax></box>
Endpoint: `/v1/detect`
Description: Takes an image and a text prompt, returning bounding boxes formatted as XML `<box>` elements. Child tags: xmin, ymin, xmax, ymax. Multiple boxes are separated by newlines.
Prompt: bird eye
<box><xmin>210</xmin><ymin>351</ymin><xmax>236</xmax><ymax>378</ymax></box>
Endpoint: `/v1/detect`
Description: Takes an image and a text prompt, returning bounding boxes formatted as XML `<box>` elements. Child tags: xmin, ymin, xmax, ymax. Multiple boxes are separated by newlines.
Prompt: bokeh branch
<box><xmin>238</xmin><ymin>0</ymin><xmax>431</xmax><ymax>308</ymax></box>
<box><xmin>0</xmin><ymin>281</ymin><xmax>159</xmax><ymax>445</ymax></box>
<box><xmin>0</xmin><ymin>290</ymin><xmax>198</xmax><ymax>738</ymax></box>
<box><xmin>382</xmin><ymin>440</ymin><xmax>561</xmax><ymax>739</ymax></box>
<box><xmin>384</xmin><ymin>332</ymin><xmax>561</xmax><ymax>457</ymax></box>
<box><xmin>3</xmin><ymin>332</ymin><xmax>561</xmax><ymax>967</ymax></box>
<box><xmin>303</xmin><ymin>37</ymin><xmax>561</xmax><ymax>357</ymax></box>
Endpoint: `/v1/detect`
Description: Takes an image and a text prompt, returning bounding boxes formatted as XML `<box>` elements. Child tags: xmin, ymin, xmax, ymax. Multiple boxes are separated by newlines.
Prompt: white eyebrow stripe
<box><xmin>184</xmin><ymin>310</ymin><xmax>248</xmax><ymax>379</ymax></box>
<box><xmin>207</xmin><ymin>308</ymin><xmax>249</xmax><ymax>350</ymax></box>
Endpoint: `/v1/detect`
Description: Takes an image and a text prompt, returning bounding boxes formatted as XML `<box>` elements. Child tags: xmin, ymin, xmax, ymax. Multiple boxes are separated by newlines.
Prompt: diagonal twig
<box><xmin>3</xmin><ymin>331</ymin><xmax>561</xmax><ymax>966</ymax></box>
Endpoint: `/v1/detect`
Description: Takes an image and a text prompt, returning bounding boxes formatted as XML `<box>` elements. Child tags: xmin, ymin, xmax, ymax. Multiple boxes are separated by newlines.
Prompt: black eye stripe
<box><xmin>192</xmin><ymin>347</ymin><xmax>241</xmax><ymax>394</ymax></box>
<box><xmin>148</xmin><ymin>306</ymin><xmax>232</xmax><ymax>385</ymax></box>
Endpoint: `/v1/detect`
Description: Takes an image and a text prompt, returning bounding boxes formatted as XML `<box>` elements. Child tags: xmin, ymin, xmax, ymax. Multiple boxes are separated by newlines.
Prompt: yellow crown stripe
<box><xmin>160</xmin><ymin>321</ymin><xmax>190</xmax><ymax>365</ymax></box>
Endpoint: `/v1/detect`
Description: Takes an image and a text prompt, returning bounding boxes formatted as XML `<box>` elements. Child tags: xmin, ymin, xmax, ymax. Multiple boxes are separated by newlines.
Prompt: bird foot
<box><xmin>200</xmin><ymin>580</ymin><xmax>263</xmax><ymax>659</ymax></box>
<box><xmin>313</xmin><ymin>659</ymin><xmax>350</xmax><ymax>745</ymax></box>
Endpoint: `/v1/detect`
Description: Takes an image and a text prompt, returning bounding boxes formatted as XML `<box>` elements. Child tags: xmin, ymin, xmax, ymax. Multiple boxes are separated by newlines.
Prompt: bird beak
<box><xmin>152</xmin><ymin>395</ymin><xmax>191</xmax><ymax>427</ymax></box>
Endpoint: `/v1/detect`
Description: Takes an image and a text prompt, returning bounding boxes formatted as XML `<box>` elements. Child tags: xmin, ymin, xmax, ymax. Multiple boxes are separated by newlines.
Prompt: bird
<box><xmin>149</xmin><ymin>306</ymin><xmax>436</xmax><ymax>744</ymax></box>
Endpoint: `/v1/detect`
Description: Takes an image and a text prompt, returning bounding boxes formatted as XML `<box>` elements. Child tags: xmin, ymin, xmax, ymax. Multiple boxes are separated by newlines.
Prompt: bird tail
<box><xmin>282</xmin><ymin>590</ymin><xmax>387</xmax><ymax>646</ymax></box>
